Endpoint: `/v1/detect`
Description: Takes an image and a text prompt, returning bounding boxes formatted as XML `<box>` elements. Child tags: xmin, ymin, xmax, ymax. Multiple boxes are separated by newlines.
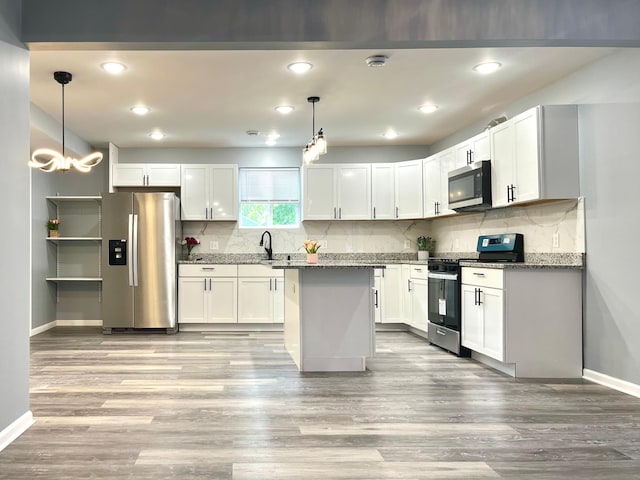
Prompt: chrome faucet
<box><xmin>259</xmin><ymin>230</ymin><xmax>273</xmax><ymax>261</ymax></box>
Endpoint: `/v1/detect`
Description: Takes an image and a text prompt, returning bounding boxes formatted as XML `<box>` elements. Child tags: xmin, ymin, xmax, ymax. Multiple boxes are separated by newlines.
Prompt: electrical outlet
<box><xmin>404</xmin><ymin>240</ymin><xmax>411</xmax><ymax>249</ymax></box>
<box><xmin>552</xmin><ymin>233</ymin><xmax>560</xmax><ymax>248</ymax></box>
<box><xmin>209</xmin><ymin>241</ymin><xmax>219</xmax><ymax>251</ymax></box>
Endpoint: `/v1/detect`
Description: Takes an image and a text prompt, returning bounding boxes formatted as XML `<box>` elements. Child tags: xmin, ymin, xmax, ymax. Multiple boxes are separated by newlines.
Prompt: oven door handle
<box><xmin>427</xmin><ymin>272</ymin><xmax>459</xmax><ymax>281</ymax></box>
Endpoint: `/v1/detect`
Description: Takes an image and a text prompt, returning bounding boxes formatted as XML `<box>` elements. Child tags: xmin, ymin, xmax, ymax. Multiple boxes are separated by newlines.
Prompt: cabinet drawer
<box><xmin>179</xmin><ymin>264</ymin><xmax>238</xmax><ymax>277</ymax></box>
<box><xmin>462</xmin><ymin>267</ymin><xmax>503</xmax><ymax>289</ymax></box>
<box><xmin>408</xmin><ymin>264</ymin><xmax>428</xmax><ymax>280</ymax></box>
<box><xmin>238</xmin><ymin>264</ymin><xmax>284</xmax><ymax>278</ymax></box>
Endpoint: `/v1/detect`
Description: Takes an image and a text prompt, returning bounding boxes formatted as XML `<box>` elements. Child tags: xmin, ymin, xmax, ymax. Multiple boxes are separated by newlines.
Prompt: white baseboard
<box><xmin>583</xmin><ymin>368</ymin><xmax>640</xmax><ymax>399</ymax></box>
<box><xmin>471</xmin><ymin>351</ymin><xmax>517</xmax><ymax>377</ymax></box>
<box><xmin>56</xmin><ymin>319</ymin><xmax>102</xmax><ymax>327</ymax></box>
<box><xmin>30</xmin><ymin>321</ymin><xmax>57</xmax><ymax>337</ymax></box>
<box><xmin>179</xmin><ymin>323</ymin><xmax>283</xmax><ymax>332</ymax></box>
<box><xmin>0</xmin><ymin>411</ymin><xmax>34</xmax><ymax>453</ymax></box>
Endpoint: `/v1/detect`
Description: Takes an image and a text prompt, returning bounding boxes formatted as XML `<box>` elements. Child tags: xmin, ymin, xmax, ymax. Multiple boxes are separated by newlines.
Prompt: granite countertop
<box><xmin>178</xmin><ymin>252</ymin><xmax>584</xmax><ymax>269</ymax></box>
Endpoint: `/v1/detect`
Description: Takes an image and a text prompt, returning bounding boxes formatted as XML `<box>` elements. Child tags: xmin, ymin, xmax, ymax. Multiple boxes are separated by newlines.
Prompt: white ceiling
<box><xmin>29</xmin><ymin>47</ymin><xmax>615</xmax><ymax>150</ymax></box>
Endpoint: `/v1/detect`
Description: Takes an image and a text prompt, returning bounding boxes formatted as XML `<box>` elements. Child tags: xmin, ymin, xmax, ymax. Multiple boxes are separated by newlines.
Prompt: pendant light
<box><xmin>302</xmin><ymin>96</ymin><xmax>327</xmax><ymax>165</ymax></box>
<box><xmin>29</xmin><ymin>71</ymin><xmax>103</xmax><ymax>173</ymax></box>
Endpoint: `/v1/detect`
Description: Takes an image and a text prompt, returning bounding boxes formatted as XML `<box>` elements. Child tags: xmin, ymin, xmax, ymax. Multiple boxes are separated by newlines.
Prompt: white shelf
<box><xmin>46</xmin><ymin>277</ymin><xmax>102</xmax><ymax>282</ymax></box>
<box><xmin>46</xmin><ymin>237</ymin><xmax>102</xmax><ymax>242</ymax></box>
<box><xmin>46</xmin><ymin>195</ymin><xmax>102</xmax><ymax>206</ymax></box>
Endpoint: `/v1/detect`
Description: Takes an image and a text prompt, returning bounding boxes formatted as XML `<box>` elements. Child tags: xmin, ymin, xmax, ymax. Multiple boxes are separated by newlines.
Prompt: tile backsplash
<box><xmin>182</xmin><ymin>198</ymin><xmax>584</xmax><ymax>256</ymax></box>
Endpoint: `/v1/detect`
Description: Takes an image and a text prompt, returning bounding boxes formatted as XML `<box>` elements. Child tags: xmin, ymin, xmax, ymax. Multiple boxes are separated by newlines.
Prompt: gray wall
<box><xmin>0</xmin><ymin>0</ymin><xmax>31</xmax><ymax>435</ymax></box>
<box><xmin>21</xmin><ymin>0</ymin><xmax>640</xmax><ymax>47</ymax></box>
<box><xmin>118</xmin><ymin>145</ymin><xmax>429</xmax><ymax>167</ymax></box>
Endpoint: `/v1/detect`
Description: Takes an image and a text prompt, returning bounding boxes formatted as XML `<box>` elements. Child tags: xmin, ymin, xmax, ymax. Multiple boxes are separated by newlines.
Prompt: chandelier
<box><xmin>29</xmin><ymin>71</ymin><xmax>103</xmax><ymax>173</ymax></box>
<box><xmin>302</xmin><ymin>96</ymin><xmax>327</xmax><ymax>164</ymax></box>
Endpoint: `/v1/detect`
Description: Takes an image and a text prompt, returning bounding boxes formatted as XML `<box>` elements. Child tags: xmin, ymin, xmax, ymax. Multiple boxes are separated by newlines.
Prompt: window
<box><xmin>239</xmin><ymin>168</ymin><xmax>300</xmax><ymax>228</ymax></box>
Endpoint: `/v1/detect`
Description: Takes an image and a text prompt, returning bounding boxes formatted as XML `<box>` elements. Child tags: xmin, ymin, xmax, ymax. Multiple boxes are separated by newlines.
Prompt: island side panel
<box><xmin>299</xmin><ymin>268</ymin><xmax>375</xmax><ymax>372</ymax></box>
<box><xmin>283</xmin><ymin>269</ymin><xmax>302</xmax><ymax>369</ymax></box>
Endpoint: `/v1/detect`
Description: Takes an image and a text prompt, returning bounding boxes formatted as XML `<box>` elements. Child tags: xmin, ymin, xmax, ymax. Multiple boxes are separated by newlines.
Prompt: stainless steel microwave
<box><xmin>447</xmin><ymin>160</ymin><xmax>492</xmax><ymax>212</ymax></box>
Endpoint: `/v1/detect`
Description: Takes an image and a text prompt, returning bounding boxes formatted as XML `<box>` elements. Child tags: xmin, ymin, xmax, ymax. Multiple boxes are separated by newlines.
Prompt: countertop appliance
<box><xmin>101</xmin><ymin>192</ymin><xmax>182</xmax><ymax>334</ymax></box>
<box><xmin>448</xmin><ymin>160</ymin><xmax>492</xmax><ymax>212</ymax></box>
<box><xmin>427</xmin><ymin>258</ymin><xmax>469</xmax><ymax>357</ymax></box>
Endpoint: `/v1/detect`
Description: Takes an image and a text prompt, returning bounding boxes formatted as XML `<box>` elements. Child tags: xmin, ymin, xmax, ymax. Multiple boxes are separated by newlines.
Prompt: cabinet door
<box><xmin>512</xmin><ymin>108</ymin><xmax>540</xmax><ymax>204</ymax></box>
<box><xmin>461</xmin><ymin>284</ymin><xmax>483</xmax><ymax>351</ymax></box>
<box><xmin>238</xmin><ymin>277</ymin><xmax>273</xmax><ymax>323</ymax></box>
<box><xmin>394</xmin><ymin>160</ymin><xmax>423</xmax><ymax>219</ymax></box>
<box><xmin>371</xmin><ymin>164</ymin><xmax>395</xmax><ymax>220</ymax></box>
<box><xmin>481</xmin><ymin>286</ymin><xmax>505</xmax><ymax>361</ymax></box>
<box><xmin>210</xmin><ymin>165</ymin><xmax>238</xmax><ymax>220</ymax></box>
<box><xmin>178</xmin><ymin>277</ymin><xmax>207</xmax><ymax>323</ymax></box>
<box><xmin>410</xmin><ymin>278</ymin><xmax>428</xmax><ymax>332</ymax></box>
<box><xmin>148</xmin><ymin>164</ymin><xmax>181</xmax><ymax>186</ymax></box>
<box><xmin>401</xmin><ymin>265</ymin><xmax>412</xmax><ymax>324</ymax></box>
<box><xmin>303</xmin><ymin>165</ymin><xmax>337</xmax><ymax>220</ymax></box>
<box><xmin>373</xmin><ymin>272</ymin><xmax>382</xmax><ymax>323</ymax></box>
<box><xmin>273</xmin><ymin>277</ymin><xmax>284</xmax><ymax>323</ymax></box>
<box><xmin>112</xmin><ymin>164</ymin><xmax>145</xmax><ymax>186</ymax></box>
<box><xmin>381</xmin><ymin>265</ymin><xmax>403</xmax><ymax>323</ymax></box>
<box><xmin>181</xmin><ymin>165</ymin><xmax>209</xmax><ymax>220</ymax></box>
<box><xmin>422</xmin><ymin>155</ymin><xmax>441</xmax><ymax>218</ymax></box>
<box><xmin>490</xmin><ymin>121</ymin><xmax>515</xmax><ymax>208</ymax></box>
<box><xmin>454</xmin><ymin>141</ymin><xmax>472</xmax><ymax>169</ymax></box>
<box><xmin>336</xmin><ymin>164</ymin><xmax>371</xmax><ymax>220</ymax></box>
<box><xmin>207</xmin><ymin>278</ymin><xmax>238</xmax><ymax>323</ymax></box>
<box><xmin>470</xmin><ymin>131</ymin><xmax>490</xmax><ymax>162</ymax></box>
<box><xmin>438</xmin><ymin>148</ymin><xmax>456</xmax><ymax>216</ymax></box>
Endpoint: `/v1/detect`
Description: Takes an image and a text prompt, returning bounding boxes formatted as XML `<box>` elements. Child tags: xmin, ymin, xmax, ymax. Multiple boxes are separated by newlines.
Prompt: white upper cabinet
<box><xmin>181</xmin><ymin>164</ymin><xmax>238</xmax><ymax>221</ymax></box>
<box><xmin>454</xmin><ymin>131</ymin><xmax>491</xmax><ymax>169</ymax></box>
<box><xmin>423</xmin><ymin>148</ymin><xmax>455</xmax><ymax>218</ymax></box>
<box><xmin>112</xmin><ymin>163</ymin><xmax>181</xmax><ymax>187</ymax></box>
<box><xmin>394</xmin><ymin>160</ymin><xmax>423</xmax><ymax>219</ymax></box>
<box><xmin>303</xmin><ymin>164</ymin><xmax>371</xmax><ymax>220</ymax></box>
<box><xmin>371</xmin><ymin>164</ymin><xmax>396</xmax><ymax>220</ymax></box>
<box><xmin>491</xmin><ymin>105</ymin><xmax>579</xmax><ymax>208</ymax></box>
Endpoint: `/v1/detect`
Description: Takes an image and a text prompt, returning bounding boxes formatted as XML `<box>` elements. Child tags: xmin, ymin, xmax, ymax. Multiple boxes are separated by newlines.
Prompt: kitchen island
<box><xmin>270</xmin><ymin>261</ymin><xmax>385</xmax><ymax>372</ymax></box>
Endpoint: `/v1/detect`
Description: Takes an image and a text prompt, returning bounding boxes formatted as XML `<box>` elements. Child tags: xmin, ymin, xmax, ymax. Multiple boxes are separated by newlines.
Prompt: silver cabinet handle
<box><xmin>205</xmin><ymin>207</ymin><xmax>208</xmax><ymax>220</ymax></box>
<box><xmin>396</xmin><ymin>207</ymin><xmax>399</xmax><ymax>218</ymax></box>
<box><xmin>407</xmin><ymin>279</ymin><xmax>412</xmax><ymax>292</ymax></box>
<box><xmin>333</xmin><ymin>207</ymin><xmax>337</xmax><ymax>219</ymax></box>
<box><xmin>373</xmin><ymin>207</ymin><xmax>376</xmax><ymax>219</ymax></box>
<box><xmin>269</xmin><ymin>278</ymin><xmax>273</xmax><ymax>291</ymax></box>
<box><xmin>201</xmin><ymin>267</ymin><xmax>215</xmax><ymax>271</ymax></box>
<box><xmin>473</xmin><ymin>272</ymin><xmax>486</xmax><ymax>277</ymax></box>
<box><xmin>273</xmin><ymin>278</ymin><xmax>278</xmax><ymax>291</ymax></box>
<box><xmin>414</xmin><ymin>268</ymin><xmax>423</xmax><ymax>272</ymax></box>
<box><xmin>209</xmin><ymin>278</ymin><xmax>212</xmax><ymax>291</ymax></box>
<box><xmin>210</xmin><ymin>208</ymin><xmax>214</xmax><ymax>219</ymax></box>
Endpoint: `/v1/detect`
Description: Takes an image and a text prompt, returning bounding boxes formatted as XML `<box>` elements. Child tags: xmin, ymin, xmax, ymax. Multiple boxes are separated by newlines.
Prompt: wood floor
<box><xmin>1</xmin><ymin>328</ymin><xmax>640</xmax><ymax>479</ymax></box>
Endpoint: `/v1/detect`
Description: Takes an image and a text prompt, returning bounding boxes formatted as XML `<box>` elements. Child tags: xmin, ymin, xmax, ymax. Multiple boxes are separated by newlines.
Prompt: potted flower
<box><xmin>47</xmin><ymin>219</ymin><xmax>60</xmax><ymax>237</ymax></box>
<box><xmin>417</xmin><ymin>236</ymin><xmax>434</xmax><ymax>260</ymax></box>
<box><xmin>303</xmin><ymin>240</ymin><xmax>321</xmax><ymax>264</ymax></box>
<box><xmin>182</xmin><ymin>236</ymin><xmax>200</xmax><ymax>261</ymax></box>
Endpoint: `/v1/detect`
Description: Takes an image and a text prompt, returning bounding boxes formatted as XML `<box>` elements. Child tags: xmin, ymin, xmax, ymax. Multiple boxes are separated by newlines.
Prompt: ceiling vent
<box><xmin>365</xmin><ymin>55</ymin><xmax>388</xmax><ymax>67</ymax></box>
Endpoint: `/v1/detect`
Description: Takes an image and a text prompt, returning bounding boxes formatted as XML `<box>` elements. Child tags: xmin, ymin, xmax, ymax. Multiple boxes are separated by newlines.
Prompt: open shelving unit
<box><xmin>45</xmin><ymin>196</ymin><xmax>102</xmax><ymax>299</ymax></box>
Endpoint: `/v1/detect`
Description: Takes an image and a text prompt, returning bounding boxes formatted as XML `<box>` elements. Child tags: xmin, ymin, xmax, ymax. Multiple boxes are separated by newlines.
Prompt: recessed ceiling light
<box><xmin>275</xmin><ymin>105</ymin><xmax>294</xmax><ymax>114</ymax></box>
<box><xmin>101</xmin><ymin>62</ymin><xmax>127</xmax><ymax>74</ymax></box>
<box><xmin>265</xmin><ymin>139</ymin><xmax>277</xmax><ymax>146</ymax></box>
<box><xmin>473</xmin><ymin>62</ymin><xmax>502</xmax><ymax>74</ymax></box>
<box><xmin>266</xmin><ymin>132</ymin><xmax>280</xmax><ymax>139</ymax></box>
<box><xmin>366</xmin><ymin>55</ymin><xmax>388</xmax><ymax>67</ymax></box>
<box><xmin>130</xmin><ymin>106</ymin><xmax>150</xmax><ymax>115</ymax></box>
<box><xmin>149</xmin><ymin>131</ymin><xmax>165</xmax><ymax>140</ymax></box>
<box><xmin>418</xmin><ymin>104</ymin><xmax>439</xmax><ymax>114</ymax></box>
<box><xmin>383</xmin><ymin>129</ymin><xmax>398</xmax><ymax>140</ymax></box>
<box><xmin>287</xmin><ymin>62</ymin><xmax>312</xmax><ymax>74</ymax></box>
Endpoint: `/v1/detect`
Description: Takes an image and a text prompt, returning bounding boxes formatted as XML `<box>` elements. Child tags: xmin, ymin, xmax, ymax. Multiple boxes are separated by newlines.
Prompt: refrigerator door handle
<box><xmin>132</xmin><ymin>214</ymin><xmax>139</xmax><ymax>287</ymax></box>
<box><xmin>127</xmin><ymin>214</ymin><xmax>134</xmax><ymax>286</ymax></box>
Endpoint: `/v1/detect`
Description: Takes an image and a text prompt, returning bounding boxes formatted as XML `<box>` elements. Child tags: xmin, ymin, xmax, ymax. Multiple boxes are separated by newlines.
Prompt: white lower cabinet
<box><xmin>380</xmin><ymin>265</ymin><xmax>403</xmax><ymax>323</ymax></box>
<box><xmin>461</xmin><ymin>283</ymin><xmax>504</xmax><ymax>361</ymax></box>
<box><xmin>407</xmin><ymin>265</ymin><xmax>428</xmax><ymax>332</ymax></box>
<box><xmin>178</xmin><ymin>265</ymin><xmax>238</xmax><ymax>324</ymax></box>
<box><xmin>461</xmin><ymin>266</ymin><xmax>582</xmax><ymax>378</ymax></box>
<box><xmin>237</xmin><ymin>265</ymin><xmax>284</xmax><ymax>324</ymax></box>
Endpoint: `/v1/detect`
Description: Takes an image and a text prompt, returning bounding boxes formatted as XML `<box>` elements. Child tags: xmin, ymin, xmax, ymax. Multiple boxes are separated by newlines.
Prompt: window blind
<box><xmin>239</xmin><ymin>168</ymin><xmax>300</xmax><ymax>203</ymax></box>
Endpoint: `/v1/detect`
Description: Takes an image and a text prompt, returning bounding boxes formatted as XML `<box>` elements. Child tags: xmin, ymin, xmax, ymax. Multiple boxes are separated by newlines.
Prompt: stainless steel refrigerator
<box><xmin>101</xmin><ymin>192</ymin><xmax>181</xmax><ymax>333</ymax></box>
